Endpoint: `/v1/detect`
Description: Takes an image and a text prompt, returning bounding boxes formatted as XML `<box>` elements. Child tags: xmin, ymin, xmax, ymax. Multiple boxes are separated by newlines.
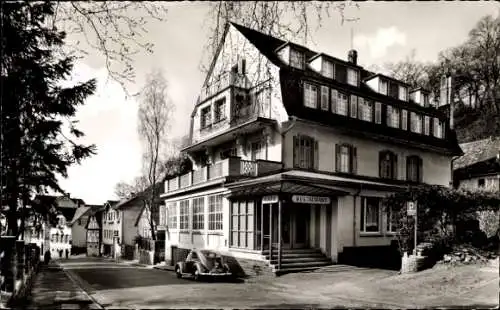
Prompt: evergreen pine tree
<box><xmin>1</xmin><ymin>1</ymin><xmax>96</xmax><ymax>237</ymax></box>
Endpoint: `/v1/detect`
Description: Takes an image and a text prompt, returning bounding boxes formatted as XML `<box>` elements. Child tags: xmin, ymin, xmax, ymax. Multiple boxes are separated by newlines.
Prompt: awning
<box><xmin>227</xmin><ymin>180</ymin><xmax>349</xmax><ymax>198</ymax></box>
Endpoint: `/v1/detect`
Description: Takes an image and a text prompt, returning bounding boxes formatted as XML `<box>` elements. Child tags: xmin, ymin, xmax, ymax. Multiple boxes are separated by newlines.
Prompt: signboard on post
<box><xmin>262</xmin><ymin>195</ymin><xmax>279</xmax><ymax>204</ymax></box>
<box><xmin>407</xmin><ymin>201</ymin><xmax>417</xmax><ymax>217</ymax></box>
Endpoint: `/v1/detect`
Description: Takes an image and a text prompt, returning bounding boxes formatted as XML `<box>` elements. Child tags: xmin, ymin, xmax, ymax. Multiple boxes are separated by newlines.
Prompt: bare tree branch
<box><xmin>136</xmin><ymin>69</ymin><xmax>174</xmax><ymax>240</ymax></box>
<box><xmin>47</xmin><ymin>1</ymin><xmax>168</xmax><ymax>95</ymax></box>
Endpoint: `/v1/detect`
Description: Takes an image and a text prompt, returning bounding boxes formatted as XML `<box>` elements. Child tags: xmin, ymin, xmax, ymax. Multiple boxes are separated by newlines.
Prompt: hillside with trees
<box><xmin>380</xmin><ymin>13</ymin><xmax>500</xmax><ymax>143</ymax></box>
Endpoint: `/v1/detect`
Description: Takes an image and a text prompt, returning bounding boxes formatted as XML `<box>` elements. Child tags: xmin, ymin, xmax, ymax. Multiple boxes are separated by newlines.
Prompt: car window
<box><xmin>190</xmin><ymin>252</ymin><xmax>198</xmax><ymax>260</ymax></box>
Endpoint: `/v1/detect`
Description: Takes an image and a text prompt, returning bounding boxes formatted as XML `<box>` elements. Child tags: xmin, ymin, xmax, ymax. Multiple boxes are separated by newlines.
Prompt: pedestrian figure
<box><xmin>44</xmin><ymin>250</ymin><xmax>51</xmax><ymax>265</ymax></box>
<box><xmin>59</xmin><ymin>249</ymin><xmax>63</xmax><ymax>258</ymax></box>
<box><xmin>65</xmin><ymin>249</ymin><xmax>69</xmax><ymax>259</ymax></box>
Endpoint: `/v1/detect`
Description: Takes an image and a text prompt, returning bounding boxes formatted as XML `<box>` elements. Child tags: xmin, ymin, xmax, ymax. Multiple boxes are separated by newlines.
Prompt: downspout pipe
<box><xmin>450</xmin><ymin>155</ymin><xmax>461</xmax><ymax>188</ymax></box>
<box><xmin>352</xmin><ymin>184</ymin><xmax>362</xmax><ymax>247</ymax></box>
<box><xmin>279</xmin><ymin>116</ymin><xmax>298</xmax><ymax>170</ymax></box>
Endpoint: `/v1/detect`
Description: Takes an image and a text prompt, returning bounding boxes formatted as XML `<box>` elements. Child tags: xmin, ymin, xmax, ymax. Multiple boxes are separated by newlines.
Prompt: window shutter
<box><xmin>393</xmin><ymin>154</ymin><xmax>398</xmax><ymax>180</ymax></box>
<box><xmin>313</xmin><ymin>140</ymin><xmax>319</xmax><ymax>170</ymax></box>
<box><xmin>335</xmin><ymin>144</ymin><xmax>340</xmax><ymax>172</ymax></box>
<box><xmin>378</xmin><ymin>152</ymin><xmax>383</xmax><ymax>178</ymax></box>
<box><xmin>418</xmin><ymin>157</ymin><xmax>423</xmax><ymax>183</ymax></box>
<box><xmin>293</xmin><ymin>135</ymin><xmax>299</xmax><ymax>168</ymax></box>
<box><xmin>331</xmin><ymin>89</ymin><xmax>338</xmax><ymax>113</ymax></box>
<box><xmin>351</xmin><ymin>146</ymin><xmax>357</xmax><ymax>174</ymax></box>
<box><xmin>406</xmin><ymin>156</ymin><xmax>410</xmax><ymax>181</ymax></box>
<box><xmin>350</xmin><ymin>95</ymin><xmax>357</xmax><ymax>118</ymax></box>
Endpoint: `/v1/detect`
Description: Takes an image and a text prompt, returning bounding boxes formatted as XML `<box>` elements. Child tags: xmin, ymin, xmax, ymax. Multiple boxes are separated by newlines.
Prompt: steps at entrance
<box><xmin>263</xmin><ymin>248</ymin><xmax>333</xmax><ymax>274</ymax></box>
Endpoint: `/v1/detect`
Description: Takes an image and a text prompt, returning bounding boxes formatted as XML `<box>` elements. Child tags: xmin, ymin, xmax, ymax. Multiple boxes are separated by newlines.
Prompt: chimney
<box><xmin>447</xmin><ymin>75</ymin><xmax>454</xmax><ymax>130</ymax></box>
<box><xmin>348</xmin><ymin>49</ymin><xmax>358</xmax><ymax>65</ymax></box>
<box><xmin>238</xmin><ymin>58</ymin><xmax>246</xmax><ymax>75</ymax></box>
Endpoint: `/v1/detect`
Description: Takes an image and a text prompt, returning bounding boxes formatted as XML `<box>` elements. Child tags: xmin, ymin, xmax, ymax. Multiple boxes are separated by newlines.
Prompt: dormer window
<box><xmin>433</xmin><ymin>118</ymin><xmax>445</xmax><ymax>138</ymax></box>
<box><xmin>398</xmin><ymin>85</ymin><xmax>408</xmax><ymax>101</ymax></box>
<box><xmin>347</xmin><ymin>68</ymin><xmax>359</xmax><ymax>87</ymax></box>
<box><xmin>322</xmin><ymin>60</ymin><xmax>334</xmax><ymax>79</ymax></box>
<box><xmin>303</xmin><ymin>82</ymin><xmax>318</xmax><ymax>109</ymax></box>
<box><xmin>214</xmin><ymin>98</ymin><xmax>226</xmax><ymax>123</ymax></box>
<box><xmin>410</xmin><ymin>112</ymin><xmax>423</xmax><ymax>134</ymax></box>
<box><xmin>422</xmin><ymin>93</ymin><xmax>429</xmax><ymax>106</ymax></box>
<box><xmin>379</xmin><ymin>79</ymin><xmax>388</xmax><ymax>95</ymax></box>
<box><xmin>290</xmin><ymin>48</ymin><xmax>304</xmax><ymax>69</ymax></box>
<box><xmin>200</xmin><ymin>106</ymin><xmax>211</xmax><ymax>129</ymax></box>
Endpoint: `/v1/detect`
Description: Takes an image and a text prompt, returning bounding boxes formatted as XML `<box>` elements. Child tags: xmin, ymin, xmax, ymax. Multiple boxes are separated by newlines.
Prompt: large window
<box><xmin>251</xmin><ymin>141</ymin><xmax>265</xmax><ymax>161</ymax></box>
<box><xmin>214</xmin><ymin>98</ymin><xmax>226</xmax><ymax>123</ymax></box>
<box><xmin>410</xmin><ymin>112</ymin><xmax>423</xmax><ymax>133</ymax></box>
<box><xmin>387</xmin><ymin>106</ymin><xmax>400</xmax><ymax>128</ymax></box>
<box><xmin>200</xmin><ymin>106</ymin><xmax>211</xmax><ymax>129</ymax></box>
<box><xmin>230</xmin><ymin>200</ymin><xmax>254</xmax><ymax>249</ymax></box>
<box><xmin>379</xmin><ymin>151</ymin><xmax>397</xmax><ymax>179</ymax></box>
<box><xmin>167</xmin><ymin>202</ymin><xmax>178</xmax><ymax>229</ymax></box>
<box><xmin>335</xmin><ymin>144</ymin><xmax>357</xmax><ymax>174</ymax></box>
<box><xmin>322</xmin><ymin>60</ymin><xmax>334</xmax><ymax>79</ymax></box>
<box><xmin>331</xmin><ymin>89</ymin><xmax>348</xmax><ymax>116</ymax></box>
<box><xmin>293</xmin><ymin>135</ymin><xmax>317</xmax><ymax>170</ymax></box>
<box><xmin>398</xmin><ymin>85</ymin><xmax>407</xmax><ymax>101</ymax></box>
<box><xmin>347</xmin><ymin>68</ymin><xmax>359</xmax><ymax>86</ymax></box>
<box><xmin>406</xmin><ymin>155</ymin><xmax>423</xmax><ymax>182</ymax></box>
<box><xmin>360</xmin><ymin>197</ymin><xmax>380</xmax><ymax>233</ymax></box>
<box><xmin>359</xmin><ymin>98</ymin><xmax>373</xmax><ymax>122</ymax></box>
<box><xmin>179</xmin><ymin>200</ymin><xmax>189</xmax><ymax>230</ymax></box>
<box><xmin>290</xmin><ymin>48</ymin><xmax>304</xmax><ymax>69</ymax></box>
<box><xmin>209</xmin><ymin>195</ymin><xmax>223</xmax><ymax>231</ymax></box>
<box><xmin>350</xmin><ymin>95</ymin><xmax>358</xmax><ymax>118</ymax></box>
<box><xmin>304</xmin><ymin>82</ymin><xmax>318</xmax><ymax>109</ymax></box>
<box><xmin>192</xmin><ymin>197</ymin><xmax>204</xmax><ymax>230</ymax></box>
<box><xmin>320</xmin><ymin>86</ymin><xmax>329</xmax><ymax>111</ymax></box>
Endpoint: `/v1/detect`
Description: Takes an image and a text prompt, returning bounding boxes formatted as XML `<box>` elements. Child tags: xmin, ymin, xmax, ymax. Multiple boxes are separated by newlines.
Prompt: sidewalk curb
<box><xmin>153</xmin><ymin>266</ymin><xmax>175</xmax><ymax>272</ymax></box>
<box><xmin>59</xmin><ymin>262</ymin><xmax>105</xmax><ymax>310</ymax></box>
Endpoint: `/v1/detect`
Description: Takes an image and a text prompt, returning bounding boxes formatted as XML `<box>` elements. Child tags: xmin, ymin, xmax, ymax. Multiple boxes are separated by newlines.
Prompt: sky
<box><xmin>57</xmin><ymin>2</ymin><xmax>500</xmax><ymax>205</ymax></box>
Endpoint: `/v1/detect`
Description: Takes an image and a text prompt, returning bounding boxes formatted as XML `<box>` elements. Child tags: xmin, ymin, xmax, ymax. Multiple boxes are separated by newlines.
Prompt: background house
<box><xmin>453</xmin><ymin>136</ymin><xmax>500</xmax><ymax>191</ymax></box>
<box><xmin>86</xmin><ymin>205</ymin><xmax>105</xmax><ymax>256</ymax></box>
<box><xmin>70</xmin><ymin>204</ymin><xmax>91</xmax><ymax>254</ymax></box>
<box><xmin>101</xmin><ymin>200</ymin><xmax>120</xmax><ymax>257</ymax></box>
<box><xmin>114</xmin><ymin>195</ymin><xmax>143</xmax><ymax>260</ymax></box>
<box><xmin>32</xmin><ymin>194</ymin><xmax>84</xmax><ymax>258</ymax></box>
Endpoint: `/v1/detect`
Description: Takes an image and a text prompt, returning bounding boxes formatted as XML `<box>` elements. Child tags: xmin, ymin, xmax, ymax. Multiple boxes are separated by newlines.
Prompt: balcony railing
<box><xmin>200</xmin><ymin>72</ymin><xmax>249</xmax><ymax>102</ymax></box>
<box><xmin>164</xmin><ymin>157</ymin><xmax>283</xmax><ymax>193</ymax></box>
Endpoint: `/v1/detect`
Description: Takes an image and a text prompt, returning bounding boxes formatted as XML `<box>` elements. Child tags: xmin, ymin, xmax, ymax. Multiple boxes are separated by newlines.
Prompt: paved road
<box><xmin>59</xmin><ymin>257</ymin><xmax>498</xmax><ymax>309</ymax></box>
<box><xmin>62</xmin><ymin>258</ymin><xmax>390</xmax><ymax>309</ymax></box>
<box><xmin>61</xmin><ymin>257</ymin><xmax>371</xmax><ymax>309</ymax></box>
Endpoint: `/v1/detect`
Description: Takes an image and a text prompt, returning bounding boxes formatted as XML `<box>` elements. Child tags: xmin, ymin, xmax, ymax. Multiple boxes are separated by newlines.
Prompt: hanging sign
<box><xmin>407</xmin><ymin>201</ymin><xmax>417</xmax><ymax>216</ymax></box>
<box><xmin>292</xmin><ymin>195</ymin><xmax>330</xmax><ymax>204</ymax></box>
<box><xmin>262</xmin><ymin>195</ymin><xmax>279</xmax><ymax>204</ymax></box>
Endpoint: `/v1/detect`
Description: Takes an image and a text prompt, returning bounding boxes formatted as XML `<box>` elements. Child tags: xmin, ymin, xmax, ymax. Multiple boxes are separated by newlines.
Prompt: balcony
<box><xmin>200</xmin><ymin>71</ymin><xmax>250</xmax><ymax>103</ymax></box>
<box><xmin>164</xmin><ymin>157</ymin><xmax>283</xmax><ymax>193</ymax></box>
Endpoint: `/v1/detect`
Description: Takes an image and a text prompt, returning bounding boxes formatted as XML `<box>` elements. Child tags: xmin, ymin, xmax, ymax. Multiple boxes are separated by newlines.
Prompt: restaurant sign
<box><xmin>292</xmin><ymin>195</ymin><xmax>330</xmax><ymax>204</ymax></box>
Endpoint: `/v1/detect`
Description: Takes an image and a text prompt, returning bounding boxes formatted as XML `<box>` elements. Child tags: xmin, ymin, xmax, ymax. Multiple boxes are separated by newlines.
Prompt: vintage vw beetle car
<box><xmin>175</xmin><ymin>249</ymin><xmax>232</xmax><ymax>281</ymax></box>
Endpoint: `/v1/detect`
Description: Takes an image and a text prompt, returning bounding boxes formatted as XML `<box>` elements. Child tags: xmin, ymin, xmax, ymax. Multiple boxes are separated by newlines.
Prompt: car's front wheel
<box><xmin>193</xmin><ymin>269</ymin><xmax>201</xmax><ymax>281</ymax></box>
<box><xmin>175</xmin><ymin>266</ymin><xmax>182</xmax><ymax>279</ymax></box>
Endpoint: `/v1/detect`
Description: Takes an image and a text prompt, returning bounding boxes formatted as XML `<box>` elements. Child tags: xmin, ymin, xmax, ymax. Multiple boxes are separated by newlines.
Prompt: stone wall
<box><xmin>0</xmin><ymin>238</ymin><xmax>42</xmax><ymax>308</ymax></box>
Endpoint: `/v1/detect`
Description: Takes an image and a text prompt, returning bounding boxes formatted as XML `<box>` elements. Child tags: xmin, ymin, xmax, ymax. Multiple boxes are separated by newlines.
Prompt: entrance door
<box><xmin>291</xmin><ymin>206</ymin><xmax>309</xmax><ymax>248</ymax></box>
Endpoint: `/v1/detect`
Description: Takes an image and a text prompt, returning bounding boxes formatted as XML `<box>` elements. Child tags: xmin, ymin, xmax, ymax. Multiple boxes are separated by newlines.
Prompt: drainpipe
<box><xmin>450</xmin><ymin>156</ymin><xmax>461</xmax><ymax>188</ymax></box>
<box><xmin>352</xmin><ymin>184</ymin><xmax>362</xmax><ymax>247</ymax></box>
